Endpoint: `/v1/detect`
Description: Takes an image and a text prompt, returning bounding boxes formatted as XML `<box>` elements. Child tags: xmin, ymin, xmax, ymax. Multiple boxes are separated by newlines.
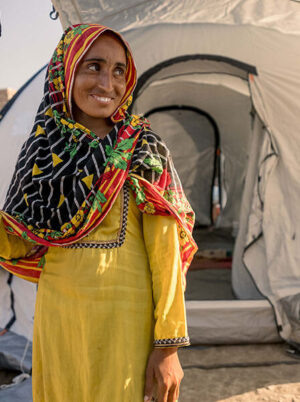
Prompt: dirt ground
<box><xmin>1</xmin><ymin>343</ymin><xmax>300</xmax><ymax>401</ymax></box>
<box><xmin>178</xmin><ymin>343</ymin><xmax>300</xmax><ymax>402</ymax></box>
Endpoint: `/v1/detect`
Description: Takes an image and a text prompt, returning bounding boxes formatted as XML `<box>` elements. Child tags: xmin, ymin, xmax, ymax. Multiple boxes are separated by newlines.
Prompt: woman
<box><xmin>0</xmin><ymin>24</ymin><xmax>197</xmax><ymax>401</ymax></box>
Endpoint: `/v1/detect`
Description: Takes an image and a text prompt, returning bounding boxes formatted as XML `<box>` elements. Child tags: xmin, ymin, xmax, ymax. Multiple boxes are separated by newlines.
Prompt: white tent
<box><xmin>1</xmin><ymin>0</ymin><xmax>300</xmax><ymax>364</ymax></box>
<box><xmin>50</xmin><ymin>0</ymin><xmax>300</xmax><ymax>347</ymax></box>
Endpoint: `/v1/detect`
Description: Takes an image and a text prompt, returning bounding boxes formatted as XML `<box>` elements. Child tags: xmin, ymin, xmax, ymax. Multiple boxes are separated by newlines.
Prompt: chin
<box><xmin>85</xmin><ymin>107</ymin><xmax>115</xmax><ymax>119</ymax></box>
<box><xmin>92</xmin><ymin>111</ymin><xmax>114</xmax><ymax>120</ymax></box>
<box><xmin>72</xmin><ymin>100</ymin><xmax>118</xmax><ymax>124</ymax></box>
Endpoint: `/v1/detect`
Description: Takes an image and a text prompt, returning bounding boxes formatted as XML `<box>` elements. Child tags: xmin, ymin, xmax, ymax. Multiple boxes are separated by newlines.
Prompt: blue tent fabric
<box><xmin>0</xmin><ymin>330</ymin><xmax>32</xmax><ymax>373</ymax></box>
<box><xmin>0</xmin><ymin>376</ymin><xmax>32</xmax><ymax>402</ymax></box>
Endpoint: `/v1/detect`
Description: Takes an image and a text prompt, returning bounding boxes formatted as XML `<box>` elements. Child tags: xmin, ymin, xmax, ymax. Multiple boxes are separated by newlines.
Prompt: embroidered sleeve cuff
<box><xmin>153</xmin><ymin>336</ymin><xmax>190</xmax><ymax>348</ymax></box>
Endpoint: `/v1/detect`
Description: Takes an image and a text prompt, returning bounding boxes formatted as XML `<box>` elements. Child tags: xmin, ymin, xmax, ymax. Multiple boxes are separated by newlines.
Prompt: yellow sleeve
<box><xmin>143</xmin><ymin>213</ymin><xmax>190</xmax><ymax>348</ymax></box>
<box><xmin>0</xmin><ymin>213</ymin><xmax>34</xmax><ymax>260</ymax></box>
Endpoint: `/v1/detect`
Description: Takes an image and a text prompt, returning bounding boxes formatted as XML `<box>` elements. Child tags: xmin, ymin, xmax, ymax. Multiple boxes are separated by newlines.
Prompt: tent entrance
<box><xmin>144</xmin><ymin>105</ymin><xmax>220</xmax><ymax>227</ymax></box>
<box><xmin>132</xmin><ymin>56</ymin><xmax>256</xmax><ymax>300</ymax></box>
<box><xmin>132</xmin><ymin>56</ymin><xmax>255</xmax><ymax>227</ymax></box>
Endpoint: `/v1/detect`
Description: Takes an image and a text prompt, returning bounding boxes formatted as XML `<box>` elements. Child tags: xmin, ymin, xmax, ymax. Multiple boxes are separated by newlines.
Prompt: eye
<box><xmin>115</xmin><ymin>67</ymin><xmax>125</xmax><ymax>77</ymax></box>
<box><xmin>87</xmin><ymin>63</ymin><xmax>100</xmax><ymax>72</ymax></box>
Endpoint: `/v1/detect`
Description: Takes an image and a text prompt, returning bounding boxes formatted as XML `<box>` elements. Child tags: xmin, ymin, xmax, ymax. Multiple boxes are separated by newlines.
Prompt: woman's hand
<box><xmin>144</xmin><ymin>347</ymin><xmax>184</xmax><ymax>402</ymax></box>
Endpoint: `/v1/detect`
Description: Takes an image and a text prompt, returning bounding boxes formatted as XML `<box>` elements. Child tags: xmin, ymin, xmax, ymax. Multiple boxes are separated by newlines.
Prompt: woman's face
<box><xmin>72</xmin><ymin>32</ymin><xmax>127</xmax><ymax>125</ymax></box>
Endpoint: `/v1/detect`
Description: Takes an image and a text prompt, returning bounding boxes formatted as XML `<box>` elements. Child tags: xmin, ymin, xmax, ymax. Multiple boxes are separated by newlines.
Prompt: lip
<box><xmin>90</xmin><ymin>94</ymin><xmax>114</xmax><ymax>104</ymax></box>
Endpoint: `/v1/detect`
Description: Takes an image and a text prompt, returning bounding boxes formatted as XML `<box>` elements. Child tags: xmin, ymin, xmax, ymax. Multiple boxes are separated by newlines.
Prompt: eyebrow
<box><xmin>83</xmin><ymin>57</ymin><xmax>126</xmax><ymax>68</ymax></box>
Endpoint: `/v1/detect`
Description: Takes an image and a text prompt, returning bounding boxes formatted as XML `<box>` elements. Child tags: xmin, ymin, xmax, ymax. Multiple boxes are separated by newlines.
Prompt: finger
<box><xmin>157</xmin><ymin>380</ymin><xmax>169</xmax><ymax>402</ymax></box>
<box><xmin>167</xmin><ymin>382</ymin><xmax>177</xmax><ymax>402</ymax></box>
<box><xmin>144</xmin><ymin>368</ymin><xmax>155</xmax><ymax>402</ymax></box>
<box><xmin>175</xmin><ymin>384</ymin><xmax>180</xmax><ymax>401</ymax></box>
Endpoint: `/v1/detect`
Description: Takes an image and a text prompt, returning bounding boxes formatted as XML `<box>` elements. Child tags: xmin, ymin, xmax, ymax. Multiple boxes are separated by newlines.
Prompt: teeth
<box><xmin>93</xmin><ymin>95</ymin><xmax>111</xmax><ymax>103</ymax></box>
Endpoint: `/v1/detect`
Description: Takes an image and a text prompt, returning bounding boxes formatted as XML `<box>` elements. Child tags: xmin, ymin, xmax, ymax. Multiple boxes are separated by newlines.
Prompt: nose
<box><xmin>97</xmin><ymin>68</ymin><xmax>113</xmax><ymax>93</ymax></box>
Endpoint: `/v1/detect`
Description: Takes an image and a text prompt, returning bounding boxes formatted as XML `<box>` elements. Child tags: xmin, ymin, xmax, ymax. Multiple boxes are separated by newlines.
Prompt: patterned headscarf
<box><xmin>51</xmin><ymin>24</ymin><xmax>136</xmax><ymax>123</ymax></box>
<box><xmin>0</xmin><ymin>24</ymin><xmax>197</xmax><ymax>284</ymax></box>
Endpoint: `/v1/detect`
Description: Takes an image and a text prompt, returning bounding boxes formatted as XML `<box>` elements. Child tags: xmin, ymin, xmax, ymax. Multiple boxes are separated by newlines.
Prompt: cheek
<box><xmin>118</xmin><ymin>81</ymin><xmax>127</xmax><ymax>99</ymax></box>
<box><xmin>72</xmin><ymin>78</ymin><xmax>83</xmax><ymax>107</ymax></box>
<box><xmin>72</xmin><ymin>75</ymin><xmax>94</xmax><ymax>102</ymax></box>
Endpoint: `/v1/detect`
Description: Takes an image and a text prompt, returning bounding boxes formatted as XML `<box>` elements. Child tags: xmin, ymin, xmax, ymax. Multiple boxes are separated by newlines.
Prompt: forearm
<box><xmin>143</xmin><ymin>213</ymin><xmax>190</xmax><ymax>348</ymax></box>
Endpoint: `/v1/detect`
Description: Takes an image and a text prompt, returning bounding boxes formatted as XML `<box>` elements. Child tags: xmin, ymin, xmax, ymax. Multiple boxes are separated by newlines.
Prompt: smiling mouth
<box><xmin>90</xmin><ymin>94</ymin><xmax>113</xmax><ymax>104</ymax></box>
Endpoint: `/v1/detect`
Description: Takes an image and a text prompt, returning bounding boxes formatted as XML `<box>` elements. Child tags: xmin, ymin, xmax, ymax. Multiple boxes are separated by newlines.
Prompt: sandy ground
<box><xmin>178</xmin><ymin>343</ymin><xmax>300</xmax><ymax>402</ymax></box>
<box><xmin>1</xmin><ymin>343</ymin><xmax>300</xmax><ymax>401</ymax></box>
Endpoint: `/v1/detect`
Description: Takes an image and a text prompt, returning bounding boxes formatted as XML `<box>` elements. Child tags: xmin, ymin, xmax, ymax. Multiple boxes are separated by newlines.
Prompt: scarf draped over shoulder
<box><xmin>0</xmin><ymin>24</ymin><xmax>197</xmax><ymax>285</ymax></box>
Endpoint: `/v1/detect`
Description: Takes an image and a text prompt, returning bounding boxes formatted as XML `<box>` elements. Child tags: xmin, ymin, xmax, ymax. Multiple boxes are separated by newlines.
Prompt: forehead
<box><xmin>83</xmin><ymin>32</ymin><xmax>127</xmax><ymax>62</ymax></box>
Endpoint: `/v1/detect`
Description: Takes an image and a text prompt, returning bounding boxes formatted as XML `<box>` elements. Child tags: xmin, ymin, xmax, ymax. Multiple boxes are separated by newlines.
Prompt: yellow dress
<box><xmin>0</xmin><ymin>185</ymin><xmax>189</xmax><ymax>402</ymax></box>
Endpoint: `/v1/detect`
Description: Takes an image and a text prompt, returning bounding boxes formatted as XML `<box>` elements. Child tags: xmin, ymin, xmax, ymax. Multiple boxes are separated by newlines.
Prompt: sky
<box><xmin>0</xmin><ymin>0</ymin><xmax>63</xmax><ymax>91</ymax></box>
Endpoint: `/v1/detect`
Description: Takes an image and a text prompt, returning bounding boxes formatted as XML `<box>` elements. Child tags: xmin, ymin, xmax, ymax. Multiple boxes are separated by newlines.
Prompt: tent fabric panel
<box><xmin>53</xmin><ymin>0</ymin><xmax>300</xmax><ymax>35</ymax></box>
<box><xmin>0</xmin><ymin>331</ymin><xmax>32</xmax><ymax>372</ymax></box>
<box><xmin>10</xmin><ymin>278</ymin><xmax>36</xmax><ymax>340</ymax></box>
<box><xmin>232</xmin><ymin>116</ymin><xmax>266</xmax><ymax>300</ymax></box>
<box><xmin>134</xmin><ymin>57</ymin><xmax>251</xmax><ymax>96</ymax></box>
<box><xmin>0</xmin><ymin>270</ymin><xmax>14</xmax><ymax>330</ymax></box>
<box><xmin>0</xmin><ymin>68</ymin><xmax>45</xmax><ymax>207</ymax></box>
<box><xmin>240</xmin><ymin>111</ymin><xmax>300</xmax><ymax>344</ymax></box>
<box><xmin>186</xmin><ymin>300</ymin><xmax>280</xmax><ymax>344</ymax></box>
<box><xmin>123</xmin><ymin>23</ymin><xmax>300</xmax><ymax>116</ymax></box>
<box><xmin>139</xmin><ymin>73</ymin><xmax>250</xmax><ymax>97</ymax></box>
<box><xmin>0</xmin><ymin>65</ymin><xmax>47</xmax><ymax>123</ymax></box>
<box><xmin>248</xmin><ymin>72</ymin><xmax>300</xmax><ymax>344</ymax></box>
<box><xmin>0</xmin><ymin>271</ymin><xmax>35</xmax><ymax>340</ymax></box>
<box><xmin>278</xmin><ymin>293</ymin><xmax>300</xmax><ymax>345</ymax></box>
<box><xmin>0</xmin><ymin>376</ymin><xmax>32</xmax><ymax>402</ymax></box>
